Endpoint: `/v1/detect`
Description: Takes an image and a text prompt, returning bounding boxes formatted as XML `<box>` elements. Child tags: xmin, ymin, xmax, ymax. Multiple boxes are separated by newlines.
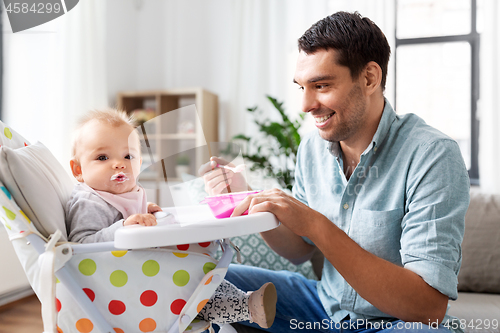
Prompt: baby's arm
<box><xmin>66</xmin><ymin>193</ymin><xmax>124</xmax><ymax>243</ymax></box>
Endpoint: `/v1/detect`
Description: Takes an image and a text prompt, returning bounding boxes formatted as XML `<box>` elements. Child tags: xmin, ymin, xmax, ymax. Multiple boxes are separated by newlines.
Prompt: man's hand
<box><xmin>231</xmin><ymin>188</ymin><xmax>327</xmax><ymax>238</ymax></box>
<box><xmin>147</xmin><ymin>202</ymin><xmax>162</xmax><ymax>214</ymax></box>
<box><xmin>198</xmin><ymin>156</ymin><xmax>250</xmax><ymax>195</ymax></box>
<box><xmin>124</xmin><ymin>213</ymin><xmax>157</xmax><ymax>226</ymax></box>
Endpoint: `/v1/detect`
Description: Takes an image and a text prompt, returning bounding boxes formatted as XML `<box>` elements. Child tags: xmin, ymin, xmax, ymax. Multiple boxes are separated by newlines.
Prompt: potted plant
<box><xmin>232</xmin><ymin>95</ymin><xmax>305</xmax><ymax>191</ymax></box>
<box><xmin>175</xmin><ymin>155</ymin><xmax>190</xmax><ymax>178</ymax></box>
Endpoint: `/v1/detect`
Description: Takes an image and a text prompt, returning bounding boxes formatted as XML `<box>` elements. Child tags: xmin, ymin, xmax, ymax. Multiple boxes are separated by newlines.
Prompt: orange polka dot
<box><xmin>114</xmin><ymin>328</ymin><xmax>124</xmax><ymax>333</ymax></box>
<box><xmin>139</xmin><ymin>318</ymin><xmax>157</xmax><ymax>332</ymax></box>
<box><xmin>204</xmin><ymin>276</ymin><xmax>213</xmax><ymax>285</ymax></box>
<box><xmin>173</xmin><ymin>252</ymin><xmax>189</xmax><ymax>258</ymax></box>
<box><xmin>75</xmin><ymin>318</ymin><xmax>93</xmax><ymax>333</ymax></box>
<box><xmin>197</xmin><ymin>299</ymin><xmax>209</xmax><ymax>313</ymax></box>
<box><xmin>57</xmin><ymin>326</ymin><xmax>63</xmax><ymax>333</ymax></box>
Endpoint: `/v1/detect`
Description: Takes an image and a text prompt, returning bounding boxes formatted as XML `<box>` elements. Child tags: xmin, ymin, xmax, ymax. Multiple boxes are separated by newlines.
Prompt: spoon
<box><xmin>216</xmin><ymin>164</ymin><xmax>246</xmax><ymax>173</ymax></box>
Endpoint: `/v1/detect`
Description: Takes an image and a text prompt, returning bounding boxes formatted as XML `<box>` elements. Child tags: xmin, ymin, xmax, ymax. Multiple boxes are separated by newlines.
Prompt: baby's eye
<box><xmin>97</xmin><ymin>155</ymin><xmax>108</xmax><ymax>161</ymax></box>
<box><xmin>125</xmin><ymin>154</ymin><xmax>134</xmax><ymax>160</ymax></box>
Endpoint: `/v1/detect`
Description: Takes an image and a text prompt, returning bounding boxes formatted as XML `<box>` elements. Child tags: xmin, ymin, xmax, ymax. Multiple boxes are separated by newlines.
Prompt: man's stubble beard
<box><xmin>320</xmin><ymin>83</ymin><xmax>367</xmax><ymax>143</ymax></box>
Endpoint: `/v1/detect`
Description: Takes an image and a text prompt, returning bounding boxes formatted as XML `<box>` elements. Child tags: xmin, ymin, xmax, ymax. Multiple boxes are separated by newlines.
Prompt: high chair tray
<box><xmin>114</xmin><ymin>204</ymin><xmax>280</xmax><ymax>249</ymax></box>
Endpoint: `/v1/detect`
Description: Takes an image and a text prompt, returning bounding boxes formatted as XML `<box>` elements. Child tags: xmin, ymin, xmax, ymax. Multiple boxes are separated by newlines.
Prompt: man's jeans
<box><xmin>224</xmin><ymin>264</ymin><xmax>453</xmax><ymax>333</ymax></box>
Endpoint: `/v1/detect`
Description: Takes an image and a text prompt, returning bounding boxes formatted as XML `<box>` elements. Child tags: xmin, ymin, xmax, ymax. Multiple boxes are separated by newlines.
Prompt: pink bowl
<box><xmin>200</xmin><ymin>190</ymin><xmax>262</xmax><ymax>219</ymax></box>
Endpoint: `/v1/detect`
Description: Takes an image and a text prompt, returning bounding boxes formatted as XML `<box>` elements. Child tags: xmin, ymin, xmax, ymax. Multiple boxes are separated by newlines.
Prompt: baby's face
<box><xmin>71</xmin><ymin>121</ymin><xmax>142</xmax><ymax>194</ymax></box>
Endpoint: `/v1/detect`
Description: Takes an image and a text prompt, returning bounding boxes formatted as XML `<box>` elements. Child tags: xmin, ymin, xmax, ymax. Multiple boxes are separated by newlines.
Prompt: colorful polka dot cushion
<box><xmin>0</xmin><ymin>120</ymin><xmax>30</xmax><ymax>149</ymax></box>
<box><xmin>56</xmin><ymin>244</ymin><xmax>224</xmax><ymax>333</ymax></box>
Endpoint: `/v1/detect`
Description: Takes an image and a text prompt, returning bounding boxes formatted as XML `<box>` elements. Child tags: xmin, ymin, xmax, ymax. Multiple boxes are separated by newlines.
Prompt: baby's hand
<box><xmin>147</xmin><ymin>202</ymin><xmax>162</xmax><ymax>214</ymax></box>
<box><xmin>124</xmin><ymin>213</ymin><xmax>157</xmax><ymax>227</ymax></box>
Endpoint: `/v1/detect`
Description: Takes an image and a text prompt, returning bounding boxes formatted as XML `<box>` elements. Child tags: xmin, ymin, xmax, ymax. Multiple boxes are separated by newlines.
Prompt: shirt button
<box><xmin>374</xmin><ymin>146</ymin><xmax>378</xmax><ymax>152</ymax></box>
<box><xmin>343</xmin><ymin>203</ymin><xmax>349</xmax><ymax>210</ymax></box>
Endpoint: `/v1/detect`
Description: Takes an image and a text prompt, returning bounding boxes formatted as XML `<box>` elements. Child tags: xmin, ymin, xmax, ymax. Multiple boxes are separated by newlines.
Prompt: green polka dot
<box><xmin>110</xmin><ymin>270</ymin><xmax>128</xmax><ymax>287</ymax></box>
<box><xmin>142</xmin><ymin>260</ymin><xmax>160</xmax><ymax>277</ymax></box>
<box><xmin>4</xmin><ymin>127</ymin><xmax>12</xmax><ymax>140</ymax></box>
<box><xmin>203</xmin><ymin>262</ymin><xmax>216</xmax><ymax>274</ymax></box>
<box><xmin>186</xmin><ymin>326</ymin><xmax>192</xmax><ymax>331</ymax></box>
<box><xmin>2</xmin><ymin>206</ymin><xmax>16</xmax><ymax>220</ymax></box>
<box><xmin>191</xmin><ymin>319</ymin><xmax>200</xmax><ymax>323</ymax></box>
<box><xmin>173</xmin><ymin>270</ymin><xmax>190</xmax><ymax>287</ymax></box>
<box><xmin>78</xmin><ymin>259</ymin><xmax>96</xmax><ymax>276</ymax></box>
<box><xmin>1</xmin><ymin>216</ymin><xmax>10</xmax><ymax>230</ymax></box>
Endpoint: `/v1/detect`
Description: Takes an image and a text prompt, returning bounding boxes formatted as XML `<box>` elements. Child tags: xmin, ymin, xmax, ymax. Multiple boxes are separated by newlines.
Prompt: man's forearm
<box><xmin>261</xmin><ymin>223</ymin><xmax>316</xmax><ymax>265</ymax></box>
<box><xmin>308</xmin><ymin>218</ymin><xmax>448</xmax><ymax>324</ymax></box>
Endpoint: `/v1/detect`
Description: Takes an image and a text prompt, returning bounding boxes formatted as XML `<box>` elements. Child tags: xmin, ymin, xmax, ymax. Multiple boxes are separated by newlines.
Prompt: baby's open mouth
<box><xmin>111</xmin><ymin>172</ymin><xmax>129</xmax><ymax>183</ymax></box>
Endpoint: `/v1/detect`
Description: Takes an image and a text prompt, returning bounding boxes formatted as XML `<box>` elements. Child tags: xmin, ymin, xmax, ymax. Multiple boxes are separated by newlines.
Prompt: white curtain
<box><xmin>478</xmin><ymin>0</ymin><xmax>500</xmax><ymax>193</ymax></box>
<box><xmin>3</xmin><ymin>0</ymin><xmax>108</xmax><ymax>170</ymax></box>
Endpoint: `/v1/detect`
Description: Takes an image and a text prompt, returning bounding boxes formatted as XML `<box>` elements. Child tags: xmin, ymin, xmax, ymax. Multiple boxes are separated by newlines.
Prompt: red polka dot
<box><xmin>170</xmin><ymin>299</ymin><xmax>186</xmax><ymax>315</ymax></box>
<box><xmin>108</xmin><ymin>300</ymin><xmax>126</xmax><ymax>315</ymax></box>
<box><xmin>198</xmin><ymin>242</ymin><xmax>211</xmax><ymax>247</ymax></box>
<box><xmin>55</xmin><ymin>298</ymin><xmax>61</xmax><ymax>312</ymax></box>
<box><xmin>83</xmin><ymin>288</ymin><xmax>95</xmax><ymax>302</ymax></box>
<box><xmin>24</xmin><ymin>142</ymin><xmax>28</xmax><ymax>146</ymax></box>
<box><xmin>177</xmin><ymin>244</ymin><xmax>189</xmax><ymax>251</ymax></box>
<box><xmin>140</xmin><ymin>290</ymin><xmax>158</xmax><ymax>307</ymax></box>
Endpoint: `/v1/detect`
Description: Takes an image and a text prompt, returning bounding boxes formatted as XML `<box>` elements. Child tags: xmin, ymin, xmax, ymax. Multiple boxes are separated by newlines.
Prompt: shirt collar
<box><xmin>327</xmin><ymin>98</ymin><xmax>397</xmax><ymax>158</ymax></box>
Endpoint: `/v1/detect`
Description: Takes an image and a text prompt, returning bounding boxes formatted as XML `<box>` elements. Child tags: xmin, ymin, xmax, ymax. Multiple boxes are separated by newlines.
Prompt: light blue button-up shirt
<box><xmin>293</xmin><ymin>99</ymin><xmax>470</xmax><ymax>324</ymax></box>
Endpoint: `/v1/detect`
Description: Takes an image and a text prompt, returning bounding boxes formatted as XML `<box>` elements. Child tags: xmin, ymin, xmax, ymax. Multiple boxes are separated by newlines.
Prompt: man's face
<box><xmin>71</xmin><ymin>121</ymin><xmax>142</xmax><ymax>194</ymax></box>
<box><xmin>294</xmin><ymin>49</ymin><xmax>367</xmax><ymax>143</ymax></box>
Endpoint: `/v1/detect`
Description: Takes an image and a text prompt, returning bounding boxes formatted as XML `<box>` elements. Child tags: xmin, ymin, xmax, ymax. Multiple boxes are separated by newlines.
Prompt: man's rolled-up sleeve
<box><xmin>400</xmin><ymin>139</ymin><xmax>470</xmax><ymax>300</ymax></box>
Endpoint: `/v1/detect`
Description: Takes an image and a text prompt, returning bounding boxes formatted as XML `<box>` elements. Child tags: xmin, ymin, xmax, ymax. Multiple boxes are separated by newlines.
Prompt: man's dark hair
<box><xmin>298</xmin><ymin>11</ymin><xmax>391</xmax><ymax>91</ymax></box>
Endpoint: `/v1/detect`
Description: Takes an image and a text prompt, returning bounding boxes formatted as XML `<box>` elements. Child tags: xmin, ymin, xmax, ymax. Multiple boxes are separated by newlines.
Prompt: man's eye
<box><xmin>298</xmin><ymin>86</ymin><xmax>304</xmax><ymax>91</ymax></box>
<box><xmin>316</xmin><ymin>84</ymin><xmax>328</xmax><ymax>89</ymax></box>
<box><xmin>97</xmin><ymin>155</ymin><xmax>108</xmax><ymax>161</ymax></box>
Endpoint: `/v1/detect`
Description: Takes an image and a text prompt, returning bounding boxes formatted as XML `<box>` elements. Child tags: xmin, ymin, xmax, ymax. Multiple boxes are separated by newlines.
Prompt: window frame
<box><xmin>394</xmin><ymin>0</ymin><xmax>480</xmax><ymax>185</ymax></box>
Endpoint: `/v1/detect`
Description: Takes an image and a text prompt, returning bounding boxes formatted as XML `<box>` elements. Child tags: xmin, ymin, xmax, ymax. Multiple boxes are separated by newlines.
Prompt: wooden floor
<box><xmin>0</xmin><ymin>294</ymin><xmax>43</xmax><ymax>333</ymax></box>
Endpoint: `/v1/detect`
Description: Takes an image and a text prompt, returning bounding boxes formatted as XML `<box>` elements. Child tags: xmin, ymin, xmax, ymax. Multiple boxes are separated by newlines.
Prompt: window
<box><xmin>395</xmin><ymin>0</ymin><xmax>480</xmax><ymax>184</ymax></box>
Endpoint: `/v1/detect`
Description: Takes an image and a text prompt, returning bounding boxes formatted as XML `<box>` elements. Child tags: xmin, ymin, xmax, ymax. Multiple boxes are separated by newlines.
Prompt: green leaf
<box><xmin>232</xmin><ymin>134</ymin><xmax>251</xmax><ymax>141</ymax></box>
<box><xmin>231</xmin><ymin>95</ymin><xmax>305</xmax><ymax>189</ymax></box>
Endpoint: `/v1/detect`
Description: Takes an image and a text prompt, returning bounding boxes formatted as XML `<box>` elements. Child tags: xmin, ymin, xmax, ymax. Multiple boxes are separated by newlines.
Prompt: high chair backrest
<box><xmin>0</xmin><ymin>120</ymin><xmax>75</xmax><ymax>240</ymax></box>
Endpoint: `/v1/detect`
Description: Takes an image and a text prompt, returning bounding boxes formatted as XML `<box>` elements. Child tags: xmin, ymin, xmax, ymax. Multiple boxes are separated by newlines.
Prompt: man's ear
<box><xmin>70</xmin><ymin>159</ymin><xmax>84</xmax><ymax>182</ymax></box>
<box><xmin>363</xmin><ymin>61</ymin><xmax>382</xmax><ymax>96</ymax></box>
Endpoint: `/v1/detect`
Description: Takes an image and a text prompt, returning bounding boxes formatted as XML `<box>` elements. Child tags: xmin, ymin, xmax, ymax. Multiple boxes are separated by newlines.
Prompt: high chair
<box><xmin>0</xmin><ymin>120</ymin><xmax>278</xmax><ymax>333</ymax></box>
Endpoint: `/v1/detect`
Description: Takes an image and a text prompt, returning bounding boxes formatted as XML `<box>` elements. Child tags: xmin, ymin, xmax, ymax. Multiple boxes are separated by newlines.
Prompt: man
<box><xmin>201</xmin><ymin>11</ymin><xmax>469</xmax><ymax>333</ymax></box>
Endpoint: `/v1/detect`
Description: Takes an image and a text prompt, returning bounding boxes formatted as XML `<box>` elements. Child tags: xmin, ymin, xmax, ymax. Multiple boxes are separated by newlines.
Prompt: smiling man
<box><xmin>201</xmin><ymin>11</ymin><xmax>470</xmax><ymax>333</ymax></box>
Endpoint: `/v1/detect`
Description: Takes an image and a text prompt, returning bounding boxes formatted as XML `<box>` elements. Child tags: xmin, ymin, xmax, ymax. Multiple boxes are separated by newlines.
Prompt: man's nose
<box><xmin>301</xmin><ymin>89</ymin><xmax>319</xmax><ymax>113</ymax></box>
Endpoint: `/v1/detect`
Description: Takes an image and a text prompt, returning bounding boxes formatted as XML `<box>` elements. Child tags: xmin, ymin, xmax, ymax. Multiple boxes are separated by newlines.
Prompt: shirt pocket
<box><xmin>350</xmin><ymin>208</ymin><xmax>404</xmax><ymax>265</ymax></box>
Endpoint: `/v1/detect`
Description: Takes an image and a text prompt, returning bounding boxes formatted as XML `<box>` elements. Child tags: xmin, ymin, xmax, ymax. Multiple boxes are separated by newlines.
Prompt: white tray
<box><xmin>114</xmin><ymin>204</ymin><xmax>280</xmax><ymax>249</ymax></box>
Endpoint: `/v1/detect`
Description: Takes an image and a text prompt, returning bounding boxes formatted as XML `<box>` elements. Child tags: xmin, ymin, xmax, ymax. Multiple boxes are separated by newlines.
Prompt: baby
<box><xmin>65</xmin><ymin>109</ymin><xmax>277</xmax><ymax>328</ymax></box>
